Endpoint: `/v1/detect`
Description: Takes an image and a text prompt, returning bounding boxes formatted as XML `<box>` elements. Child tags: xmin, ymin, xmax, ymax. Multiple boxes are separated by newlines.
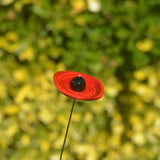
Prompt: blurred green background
<box><xmin>0</xmin><ymin>0</ymin><xmax>160</xmax><ymax>160</ymax></box>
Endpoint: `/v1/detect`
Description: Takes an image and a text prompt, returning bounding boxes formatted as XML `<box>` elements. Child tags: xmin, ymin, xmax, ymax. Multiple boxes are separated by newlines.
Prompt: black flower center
<box><xmin>70</xmin><ymin>76</ymin><xmax>86</xmax><ymax>92</ymax></box>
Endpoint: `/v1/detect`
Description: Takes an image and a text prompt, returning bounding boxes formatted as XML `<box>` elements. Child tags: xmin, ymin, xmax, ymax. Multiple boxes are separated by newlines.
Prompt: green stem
<box><xmin>59</xmin><ymin>99</ymin><xmax>76</xmax><ymax>160</ymax></box>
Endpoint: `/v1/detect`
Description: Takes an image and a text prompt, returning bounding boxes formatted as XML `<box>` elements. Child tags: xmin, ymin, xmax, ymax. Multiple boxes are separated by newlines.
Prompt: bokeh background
<box><xmin>0</xmin><ymin>0</ymin><xmax>160</xmax><ymax>160</ymax></box>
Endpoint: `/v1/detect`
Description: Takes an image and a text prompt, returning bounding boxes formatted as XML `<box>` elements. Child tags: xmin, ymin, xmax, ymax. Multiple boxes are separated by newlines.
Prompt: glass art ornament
<box><xmin>53</xmin><ymin>71</ymin><xmax>104</xmax><ymax>160</ymax></box>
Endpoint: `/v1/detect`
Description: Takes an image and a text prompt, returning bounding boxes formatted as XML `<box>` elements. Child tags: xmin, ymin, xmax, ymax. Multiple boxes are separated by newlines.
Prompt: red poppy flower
<box><xmin>54</xmin><ymin>71</ymin><xmax>104</xmax><ymax>100</ymax></box>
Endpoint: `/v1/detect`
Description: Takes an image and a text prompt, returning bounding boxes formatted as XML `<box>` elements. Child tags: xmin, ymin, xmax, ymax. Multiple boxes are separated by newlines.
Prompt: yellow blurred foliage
<box><xmin>14</xmin><ymin>0</ymin><xmax>37</xmax><ymax>12</ymax></box>
<box><xmin>145</xmin><ymin>111</ymin><xmax>157</xmax><ymax>126</ymax></box>
<box><xmin>14</xmin><ymin>84</ymin><xmax>34</xmax><ymax>104</ymax></box>
<box><xmin>0</xmin><ymin>37</ymin><xmax>9</xmax><ymax>50</ymax></box>
<box><xmin>8</xmin><ymin>43</ymin><xmax>19</xmax><ymax>53</ymax></box>
<box><xmin>20</xmin><ymin>122</ymin><xmax>35</xmax><ymax>135</ymax></box>
<box><xmin>130</xmin><ymin>81</ymin><xmax>155</xmax><ymax>102</ymax></box>
<box><xmin>95</xmin><ymin>131</ymin><xmax>108</xmax><ymax>152</ymax></box>
<box><xmin>84</xmin><ymin>112</ymin><xmax>93</xmax><ymax>123</ymax></box>
<box><xmin>56</xmin><ymin>62</ymin><xmax>66</xmax><ymax>71</ymax></box>
<box><xmin>20</xmin><ymin>134</ymin><xmax>31</xmax><ymax>146</ymax></box>
<box><xmin>87</xmin><ymin>0</ymin><xmax>101</xmax><ymax>13</ymax></box>
<box><xmin>0</xmin><ymin>62</ymin><xmax>159</xmax><ymax>160</ymax></box>
<box><xmin>5</xmin><ymin>32</ymin><xmax>19</xmax><ymax>42</ymax></box>
<box><xmin>130</xmin><ymin>95</ymin><xmax>144</xmax><ymax>111</ymax></box>
<box><xmin>21</xmin><ymin>149</ymin><xmax>40</xmax><ymax>160</ymax></box>
<box><xmin>104</xmin><ymin>151</ymin><xmax>120</xmax><ymax>160</ymax></box>
<box><xmin>34</xmin><ymin>74</ymin><xmax>48</xmax><ymax>85</ymax></box>
<box><xmin>4</xmin><ymin>105</ymin><xmax>20</xmax><ymax>116</ymax></box>
<box><xmin>39</xmin><ymin>139</ymin><xmax>51</xmax><ymax>152</ymax></box>
<box><xmin>20</xmin><ymin>102</ymin><xmax>32</xmax><ymax>112</ymax></box>
<box><xmin>14</xmin><ymin>1</ymin><xmax>23</xmax><ymax>12</ymax></box>
<box><xmin>38</xmin><ymin>107</ymin><xmax>55</xmax><ymax>124</ymax></box>
<box><xmin>37</xmin><ymin>91</ymin><xmax>52</xmax><ymax>102</ymax></box>
<box><xmin>53</xmin><ymin>134</ymin><xmax>66</xmax><ymax>149</ymax></box>
<box><xmin>0</xmin><ymin>32</ymin><xmax>19</xmax><ymax>53</ymax></box>
<box><xmin>122</xmin><ymin>142</ymin><xmax>134</xmax><ymax>157</ymax></box>
<box><xmin>135</xmin><ymin>84</ymin><xmax>155</xmax><ymax>102</ymax></box>
<box><xmin>133</xmin><ymin>70</ymin><xmax>147</xmax><ymax>80</ymax></box>
<box><xmin>75</xmin><ymin>16</ymin><xmax>86</xmax><ymax>26</ymax></box>
<box><xmin>154</xmin><ymin>95</ymin><xmax>160</xmax><ymax>108</ymax></box>
<box><xmin>105</xmin><ymin>84</ymin><xmax>122</xmax><ymax>97</ymax></box>
<box><xmin>70</xmin><ymin>0</ymin><xmax>86</xmax><ymax>13</ymax></box>
<box><xmin>108</xmin><ymin>135</ymin><xmax>121</xmax><ymax>148</ymax></box>
<box><xmin>104</xmin><ymin>77</ymin><xmax>123</xmax><ymax>97</ymax></box>
<box><xmin>0</xmin><ymin>0</ymin><xmax>14</xmax><ymax>5</ymax></box>
<box><xmin>132</xmin><ymin>132</ymin><xmax>146</xmax><ymax>146</ymax></box>
<box><xmin>112</xmin><ymin>123</ymin><xmax>124</xmax><ymax>135</ymax></box>
<box><xmin>19</xmin><ymin>46</ymin><xmax>35</xmax><ymax>61</ymax></box>
<box><xmin>5</xmin><ymin>123</ymin><xmax>18</xmax><ymax>137</ymax></box>
<box><xmin>72</xmin><ymin>112</ymin><xmax>82</xmax><ymax>122</ymax></box>
<box><xmin>13</xmin><ymin>68</ymin><xmax>29</xmax><ymax>83</ymax></box>
<box><xmin>59</xmin><ymin>0</ymin><xmax>67</xmax><ymax>4</ymax></box>
<box><xmin>136</xmin><ymin>39</ymin><xmax>154</xmax><ymax>52</ymax></box>
<box><xmin>57</xmin><ymin>114</ymin><xmax>68</xmax><ymax>126</ymax></box>
<box><xmin>26</xmin><ymin>112</ymin><xmax>38</xmax><ymax>124</ymax></box>
<box><xmin>130</xmin><ymin>115</ymin><xmax>144</xmax><ymax>131</ymax></box>
<box><xmin>91</xmin><ymin>100</ymin><xmax>105</xmax><ymax>113</ymax></box>
<box><xmin>72</xmin><ymin>144</ymin><xmax>97</xmax><ymax>160</ymax></box>
<box><xmin>0</xmin><ymin>112</ymin><xmax>3</xmax><ymax>123</ymax></box>
<box><xmin>0</xmin><ymin>81</ymin><xmax>7</xmax><ymax>99</ymax></box>
<box><xmin>155</xmin><ymin>117</ymin><xmax>160</xmax><ymax>129</ymax></box>
<box><xmin>0</xmin><ymin>137</ymin><xmax>8</xmax><ymax>149</ymax></box>
<box><xmin>148</xmin><ymin>72</ymin><xmax>158</xmax><ymax>88</ymax></box>
<box><xmin>49</xmin><ymin>154</ymin><xmax>59</xmax><ymax>160</ymax></box>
